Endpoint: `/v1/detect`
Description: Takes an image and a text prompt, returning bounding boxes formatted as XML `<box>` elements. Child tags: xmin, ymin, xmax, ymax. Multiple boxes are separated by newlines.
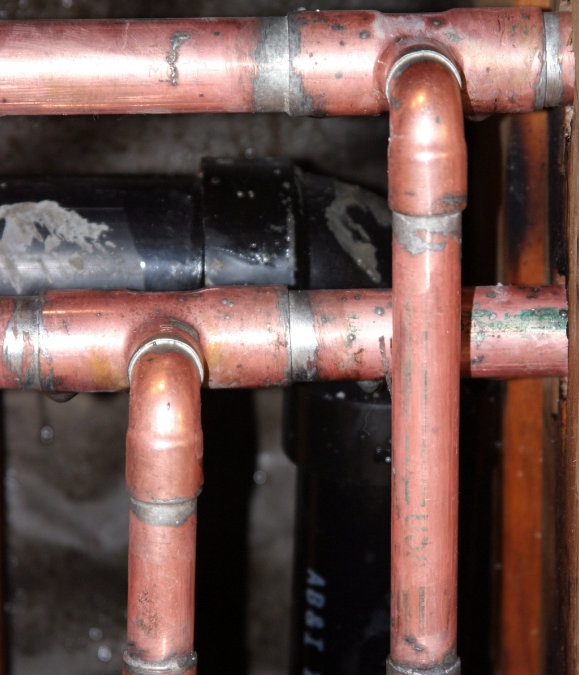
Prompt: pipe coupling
<box><xmin>386</xmin><ymin>656</ymin><xmax>461</xmax><ymax>675</ymax></box>
<box><xmin>539</xmin><ymin>12</ymin><xmax>565</xmax><ymax>109</ymax></box>
<box><xmin>128</xmin><ymin>336</ymin><xmax>204</xmax><ymax>384</ymax></box>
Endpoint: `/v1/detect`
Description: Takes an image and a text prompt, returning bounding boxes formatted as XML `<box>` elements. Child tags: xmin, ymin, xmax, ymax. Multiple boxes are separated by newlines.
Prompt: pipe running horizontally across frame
<box><xmin>0</xmin><ymin>284</ymin><xmax>569</xmax><ymax>394</ymax></box>
<box><xmin>0</xmin><ymin>8</ymin><xmax>572</xmax><ymax>116</ymax></box>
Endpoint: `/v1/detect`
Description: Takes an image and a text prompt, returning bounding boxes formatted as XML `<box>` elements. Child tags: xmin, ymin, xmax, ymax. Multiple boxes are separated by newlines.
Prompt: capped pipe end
<box><xmin>386</xmin><ymin>656</ymin><xmax>461</xmax><ymax>675</ymax></box>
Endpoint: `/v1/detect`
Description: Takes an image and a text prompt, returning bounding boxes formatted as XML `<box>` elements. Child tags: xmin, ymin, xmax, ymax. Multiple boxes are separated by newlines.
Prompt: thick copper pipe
<box><xmin>387</xmin><ymin>54</ymin><xmax>466</xmax><ymax>673</ymax></box>
<box><xmin>0</xmin><ymin>9</ymin><xmax>570</xmax><ymax>117</ymax></box>
<box><xmin>0</xmin><ymin>285</ymin><xmax>569</xmax><ymax>393</ymax></box>
<box><xmin>124</xmin><ymin>342</ymin><xmax>203</xmax><ymax>675</ymax></box>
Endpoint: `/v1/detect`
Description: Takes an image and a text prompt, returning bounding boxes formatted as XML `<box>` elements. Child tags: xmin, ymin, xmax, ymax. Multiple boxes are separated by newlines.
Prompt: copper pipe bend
<box><xmin>387</xmin><ymin>48</ymin><xmax>467</xmax><ymax>217</ymax></box>
<box><xmin>124</xmin><ymin>334</ymin><xmax>204</xmax><ymax>675</ymax></box>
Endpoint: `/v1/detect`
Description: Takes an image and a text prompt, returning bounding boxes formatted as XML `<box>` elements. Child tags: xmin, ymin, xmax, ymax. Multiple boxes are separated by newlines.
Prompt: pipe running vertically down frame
<box><xmin>124</xmin><ymin>335</ymin><xmax>204</xmax><ymax>675</ymax></box>
<box><xmin>386</xmin><ymin>51</ymin><xmax>467</xmax><ymax>674</ymax></box>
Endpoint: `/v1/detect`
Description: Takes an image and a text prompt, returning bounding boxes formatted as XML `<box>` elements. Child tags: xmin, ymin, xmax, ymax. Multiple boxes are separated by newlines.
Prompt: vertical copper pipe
<box><xmin>387</xmin><ymin>52</ymin><xmax>467</xmax><ymax>674</ymax></box>
<box><xmin>124</xmin><ymin>338</ymin><xmax>204</xmax><ymax>675</ymax></box>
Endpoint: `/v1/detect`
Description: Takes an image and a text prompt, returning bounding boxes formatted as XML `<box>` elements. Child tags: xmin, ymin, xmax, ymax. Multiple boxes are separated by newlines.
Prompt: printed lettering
<box><xmin>306</xmin><ymin>568</ymin><xmax>326</xmax><ymax>587</ymax></box>
<box><xmin>305</xmin><ymin>609</ymin><xmax>325</xmax><ymax>629</ymax></box>
<box><xmin>304</xmin><ymin>632</ymin><xmax>325</xmax><ymax>652</ymax></box>
<box><xmin>306</xmin><ymin>588</ymin><xmax>326</xmax><ymax>609</ymax></box>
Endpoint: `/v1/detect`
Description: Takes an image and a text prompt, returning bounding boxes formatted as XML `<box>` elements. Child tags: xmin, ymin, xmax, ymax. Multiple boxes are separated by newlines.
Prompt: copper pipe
<box><xmin>387</xmin><ymin>53</ymin><xmax>466</xmax><ymax>674</ymax></box>
<box><xmin>0</xmin><ymin>9</ymin><xmax>570</xmax><ymax>117</ymax></box>
<box><xmin>0</xmin><ymin>285</ymin><xmax>569</xmax><ymax>393</ymax></box>
<box><xmin>124</xmin><ymin>338</ymin><xmax>203</xmax><ymax>675</ymax></box>
<box><xmin>461</xmin><ymin>284</ymin><xmax>567</xmax><ymax>379</ymax></box>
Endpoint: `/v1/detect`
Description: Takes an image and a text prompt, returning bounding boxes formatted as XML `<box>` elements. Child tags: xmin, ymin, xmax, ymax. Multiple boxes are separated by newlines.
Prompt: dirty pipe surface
<box><xmin>124</xmin><ymin>346</ymin><xmax>203</xmax><ymax>675</ymax></box>
<box><xmin>0</xmin><ymin>8</ymin><xmax>571</xmax><ymax>116</ymax></box>
<box><xmin>0</xmin><ymin>285</ymin><xmax>569</xmax><ymax>394</ymax></box>
<box><xmin>387</xmin><ymin>55</ymin><xmax>466</xmax><ymax>673</ymax></box>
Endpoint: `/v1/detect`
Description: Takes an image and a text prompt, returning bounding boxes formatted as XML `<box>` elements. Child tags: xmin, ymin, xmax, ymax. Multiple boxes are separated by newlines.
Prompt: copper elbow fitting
<box><xmin>386</xmin><ymin>49</ymin><xmax>467</xmax><ymax>217</ymax></box>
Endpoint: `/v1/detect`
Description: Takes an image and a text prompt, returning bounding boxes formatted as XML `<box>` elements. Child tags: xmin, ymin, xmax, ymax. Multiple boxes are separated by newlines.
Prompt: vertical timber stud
<box><xmin>563</xmin><ymin>1</ymin><xmax>579</xmax><ymax>672</ymax></box>
<box><xmin>499</xmin><ymin>0</ymin><xmax>550</xmax><ymax>663</ymax></box>
<box><xmin>385</xmin><ymin>51</ymin><xmax>467</xmax><ymax>674</ymax></box>
<box><xmin>123</xmin><ymin>337</ymin><xmax>204</xmax><ymax>675</ymax></box>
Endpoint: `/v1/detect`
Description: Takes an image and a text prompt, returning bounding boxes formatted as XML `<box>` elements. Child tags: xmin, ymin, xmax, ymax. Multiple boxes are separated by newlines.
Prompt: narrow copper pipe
<box><xmin>387</xmin><ymin>54</ymin><xmax>466</xmax><ymax>674</ymax></box>
<box><xmin>0</xmin><ymin>285</ymin><xmax>569</xmax><ymax>393</ymax></box>
<box><xmin>124</xmin><ymin>341</ymin><xmax>203</xmax><ymax>675</ymax></box>
<box><xmin>0</xmin><ymin>8</ymin><xmax>570</xmax><ymax>116</ymax></box>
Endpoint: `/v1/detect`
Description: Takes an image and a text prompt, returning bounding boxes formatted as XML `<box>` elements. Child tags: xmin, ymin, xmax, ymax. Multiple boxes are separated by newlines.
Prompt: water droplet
<box><xmin>40</xmin><ymin>426</ymin><xmax>53</xmax><ymax>444</ymax></box>
<box><xmin>97</xmin><ymin>646</ymin><xmax>112</xmax><ymax>662</ymax></box>
<box><xmin>89</xmin><ymin>627</ymin><xmax>103</xmax><ymax>641</ymax></box>
<box><xmin>253</xmin><ymin>470</ymin><xmax>266</xmax><ymax>485</ymax></box>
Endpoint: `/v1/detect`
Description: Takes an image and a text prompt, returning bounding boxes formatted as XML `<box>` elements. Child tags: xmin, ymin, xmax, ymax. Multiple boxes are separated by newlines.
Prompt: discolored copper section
<box><xmin>461</xmin><ymin>284</ymin><xmax>568</xmax><ymax>379</ymax></box>
<box><xmin>293</xmin><ymin>8</ymin><xmax>557</xmax><ymax>116</ymax></box>
<box><xmin>387</xmin><ymin>58</ymin><xmax>467</xmax><ymax>216</ymax></box>
<box><xmin>124</xmin><ymin>348</ymin><xmax>203</xmax><ymax>675</ymax></box>
<box><xmin>0</xmin><ymin>9</ymin><xmax>570</xmax><ymax>117</ymax></box>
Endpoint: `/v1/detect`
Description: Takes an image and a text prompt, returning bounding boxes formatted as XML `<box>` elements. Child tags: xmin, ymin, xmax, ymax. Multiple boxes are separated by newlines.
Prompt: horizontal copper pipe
<box><xmin>0</xmin><ymin>9</ymin><xmax>571</xmax><ymax>116</ymax></box>
<box><xmin>0</xmin><ymin>285</ymin><xmax>568</xmax><ymax>393</ymax></box>
<box><xmin>125</xmin><ymin>346</ymin><xmax>203</xmax><ymax>675</ymax></box>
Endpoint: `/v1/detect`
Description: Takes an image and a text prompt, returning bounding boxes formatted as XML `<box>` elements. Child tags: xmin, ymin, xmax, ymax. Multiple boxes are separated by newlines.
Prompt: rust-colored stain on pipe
<box><xmin>388</xmin><ymin>56</ymin><xmax>465</xmax><ymax>672</ymax></box>
<box><xmin>124</xmin><ymin>347</ymin><xmax>203</xmax><ymax>675</ymax></box>
<box><xmin>0</xmin><ymin>8</ymin><xmax>570</xmax><ymax>116</ymax></box>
